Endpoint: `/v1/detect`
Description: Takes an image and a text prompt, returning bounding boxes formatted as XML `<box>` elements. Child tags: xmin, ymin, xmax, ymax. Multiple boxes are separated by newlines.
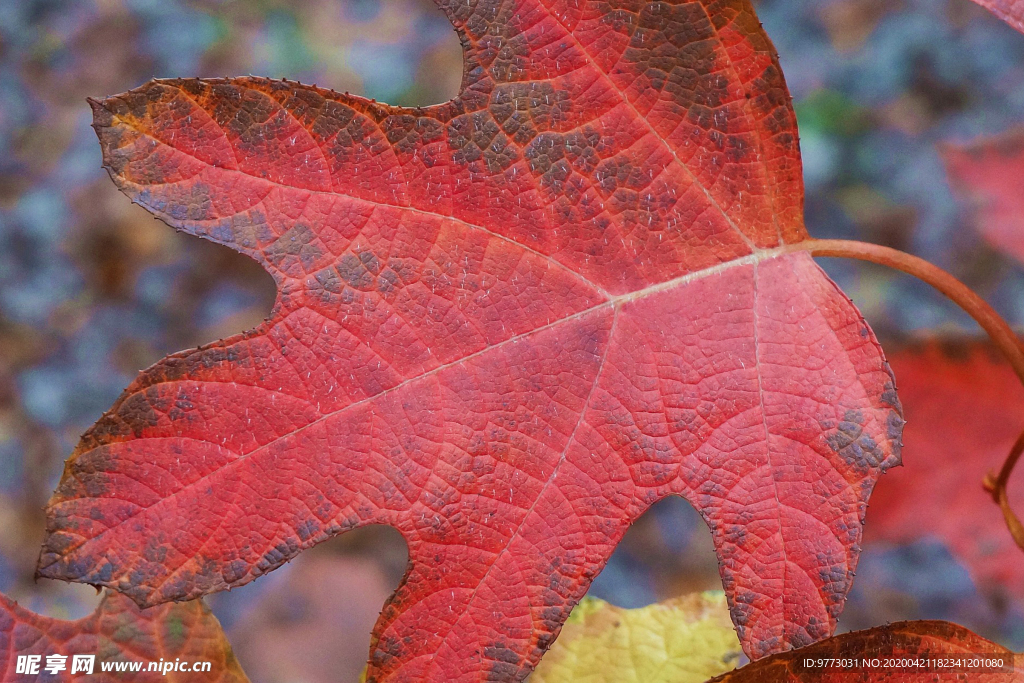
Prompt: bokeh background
<box><xmin>2</xmin><ymin>0</ymin><xmax>1024</xmax><ymax>680</ymax></box>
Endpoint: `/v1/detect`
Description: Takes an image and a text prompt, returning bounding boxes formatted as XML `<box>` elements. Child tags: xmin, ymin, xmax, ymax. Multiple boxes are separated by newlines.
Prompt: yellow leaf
<box><xmin>532</xmin><ymin>592</ymin><xmax>741</xmax><ymax>683</ymax></box>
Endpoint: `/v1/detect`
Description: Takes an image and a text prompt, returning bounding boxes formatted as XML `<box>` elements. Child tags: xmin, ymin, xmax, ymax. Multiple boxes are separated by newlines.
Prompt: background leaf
<box><xmin>865</xmin><ymin>340</ymin><xmax>1024</xmax><ymax>598</ymax></box>
<box><xmin>530</xmin><ymin>591</ymin><xmax>741</xmax><ymax>683</ymax></box>
<box><xmin>708</xmin><ymin>619</ymin><xmax>1020</xmax><ymax>682</ymax></box>
<box><xmin>943</xmin><ymin>129</ymin><xmax>1024</xmax><ymax>266</ymax></box>
<box><xmin>1</xmin><ymin>590</ymin><xmax>249</xmax><ymax>682</ymax></box>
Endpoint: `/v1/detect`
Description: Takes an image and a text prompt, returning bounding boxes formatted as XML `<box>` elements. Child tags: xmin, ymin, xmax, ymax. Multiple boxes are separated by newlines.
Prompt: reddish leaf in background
<box><xmin>944</xmin><ymin>129</ymin><xmax>1024</xmax><ymax>265</ymax></box>
<box><xmin>707</xmin><ymin>620</ymin><xmax>1022</xmax><ymax>682</ymax></box>
<box><xmin>38</xmin><ymin>0</ymin><xmax>903</xmax><ymax>679</ymax></box>
<box><xmin>1</xmin><ymin>591</ymin><xmax>248</xmax><ymax>682</ymax></box>
<box><xmin>865</xmin><ymin>340</ymin><xmax>1024</xmax><ymax>597</ymax></box>
<box><xmin>969</xmin><ymin>0</ymin><xmax>1024</xmax><ymax>33</ymax></box>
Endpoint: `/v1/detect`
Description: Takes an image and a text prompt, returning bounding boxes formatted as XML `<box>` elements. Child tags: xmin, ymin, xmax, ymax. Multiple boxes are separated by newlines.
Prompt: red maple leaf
<box><xmin>37</xmin><ymin>1</ymin><xmax>903</xmax><ymax>679</ymax></box>
<box><xmin>866</xmin><ymin>340</ymin><xmax>1024</xmax><ymax>597</ymax></box>
<box><xmin>970</xmin><ymin>0</ymin><xmax>1024</xmax><ymax>33</ymax></box>
<box><xmin>1</xmin><ymin>591</ymin><xmax>248</xmax><ymax>682</ymax></box>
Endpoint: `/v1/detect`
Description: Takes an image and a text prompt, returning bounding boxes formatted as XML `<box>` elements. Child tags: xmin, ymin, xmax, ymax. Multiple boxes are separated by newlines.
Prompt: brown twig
<box><xmin>983</xmin><ymin>429</ymin><xmax>1024</xmax><ymax>549</ymax></box>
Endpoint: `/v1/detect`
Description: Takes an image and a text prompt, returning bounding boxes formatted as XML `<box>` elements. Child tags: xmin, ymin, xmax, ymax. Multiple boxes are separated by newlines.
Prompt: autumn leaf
<box><xmin>707</xmin><ymin>619</ymin><xmax>1021</xmax><ymax>682</ymax></box>
<box><xmin>1</xmin><ymin>591</ymin><xmax>248</xmax><ymax>682</ymax></box>
<box><xmin>865</xmin><ymin>339</ymin><xmax>1024</xmax><ymax>597</ymax></box>
<box><xmin>969</xmin><ymin>0</ymin><xmax>1024</xmax><ymax>33</ymax></box>
<box><xmin>530</xmin><ymin>592</ymin><xmax>741</xmax><ymax>683</ymax></box>
<box><xmin>38</xmin><ymin>0</ymin><xmax>904</xmax><ymax>679</ymax></box>
<box><xmin>943</xmin><ymin>129</ymin><xmax>1024</xmax><ymax>266</ymax></box>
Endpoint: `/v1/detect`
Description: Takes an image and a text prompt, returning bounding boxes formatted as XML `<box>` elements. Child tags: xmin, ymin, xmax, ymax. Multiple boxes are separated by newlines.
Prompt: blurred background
<box><xmin>2</xmin><ymin>0</ymin><xmax>1024</xmax><ymax>680</ymax></box>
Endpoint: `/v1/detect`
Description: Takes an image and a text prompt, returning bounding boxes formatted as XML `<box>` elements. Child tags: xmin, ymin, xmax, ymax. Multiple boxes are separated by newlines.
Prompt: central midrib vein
<box><xmin>49</xmin><ymin>245</ymin><xmax>793</xmax><ymax>559</ymax></box>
